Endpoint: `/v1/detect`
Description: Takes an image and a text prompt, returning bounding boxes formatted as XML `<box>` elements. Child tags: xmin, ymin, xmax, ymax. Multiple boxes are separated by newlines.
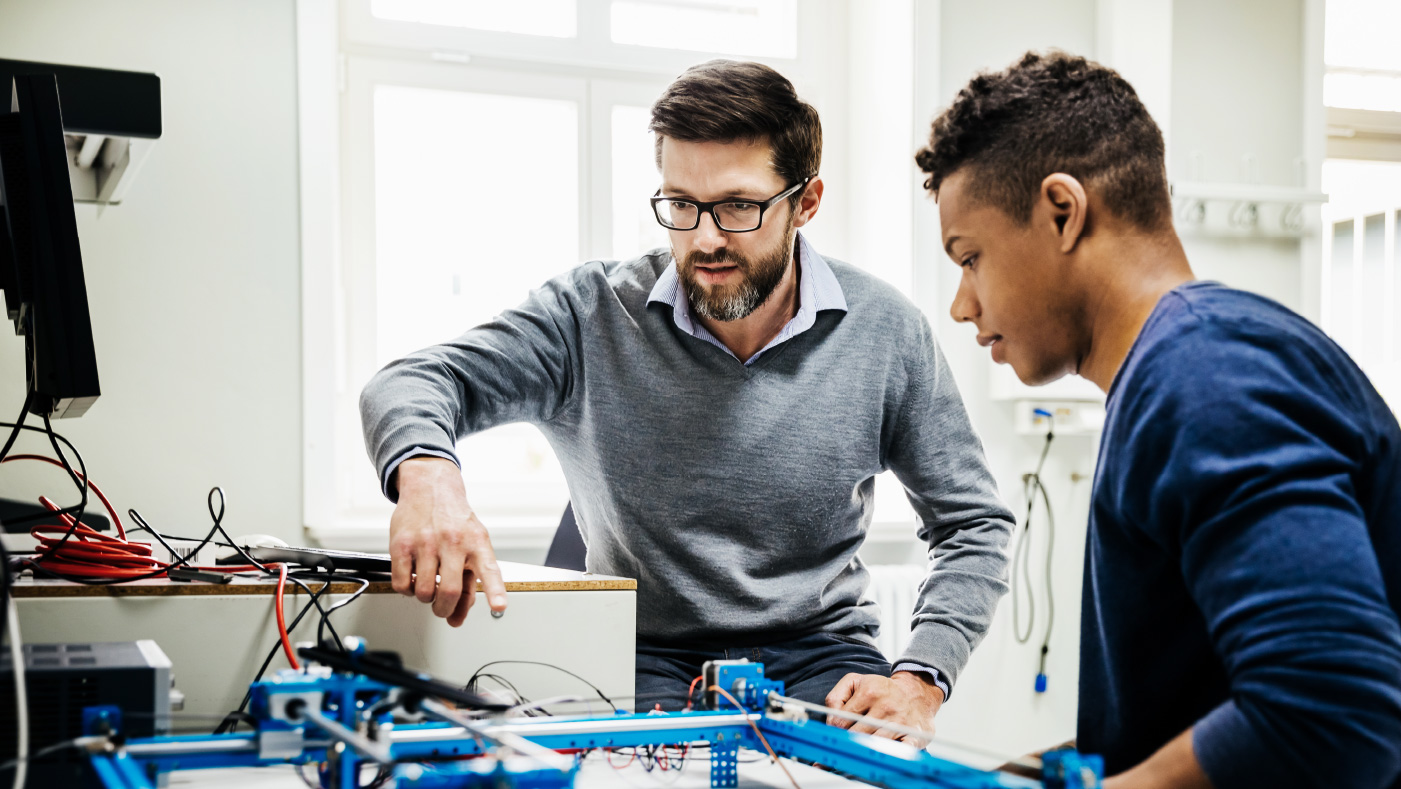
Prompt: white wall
<box><xmin>0</xmin><ymin>0</ymin><xmax>304</xmax><ymax>544</ymax></box>
<box><xmin>1172</xmin><ymin>0</ymin><xmax>1308</xmax><ymax>311</ymax></box>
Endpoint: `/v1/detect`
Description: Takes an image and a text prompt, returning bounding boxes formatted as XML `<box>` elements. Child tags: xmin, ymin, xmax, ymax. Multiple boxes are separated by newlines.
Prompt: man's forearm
<box><xmin>1104</xmin><ymin>728</ymin><xmax>1212</xmax><ymax>789</ymax></box>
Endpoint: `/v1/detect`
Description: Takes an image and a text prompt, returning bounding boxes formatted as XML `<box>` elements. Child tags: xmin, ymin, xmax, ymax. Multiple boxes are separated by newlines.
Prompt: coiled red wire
<box><xmin>4</xmin><ymin>453</ymin><xmax>299</xmax><ymax>668</ymax></box>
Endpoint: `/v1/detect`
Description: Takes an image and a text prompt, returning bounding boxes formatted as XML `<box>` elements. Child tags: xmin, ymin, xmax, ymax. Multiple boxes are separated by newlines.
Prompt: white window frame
<box><xmin>301</xmin><ymin>0</ymin><xmax>847</xmax><ymax>548</ymax></box>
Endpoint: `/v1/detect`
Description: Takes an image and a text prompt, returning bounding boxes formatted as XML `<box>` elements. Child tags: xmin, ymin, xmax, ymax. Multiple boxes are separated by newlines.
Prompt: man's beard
<box><xmin>676</xmin><ymin>214</ymin><xmax>796</xmax><ymax>323</ymax></box>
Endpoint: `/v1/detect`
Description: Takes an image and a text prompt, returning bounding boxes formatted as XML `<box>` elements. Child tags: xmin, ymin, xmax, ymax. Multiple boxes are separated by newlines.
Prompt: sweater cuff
<box><xmin>1192</xmin><ymin>699</ymin><xmax>1291</xmax><ymax>789</ymax></box>
<box><xmin>892</xmin><ymin>662</ymin><xmax>951</xmax><ymax>701</ymax></box>
<box><xmin>383</xmin><ymin>447</ymin><xmax>460</xmax><ymax>502</ymax></box>
<box><xmin>896</xmin><ymin>622</ymin><xmax>973</xmax><ymax>694</ymax></box>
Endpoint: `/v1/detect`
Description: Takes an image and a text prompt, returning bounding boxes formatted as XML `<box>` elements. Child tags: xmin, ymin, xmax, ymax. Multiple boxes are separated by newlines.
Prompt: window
<box><xmin>610</xmin><ymin>0</ymin><xmax>798</xmax><ymax>58</ymax></box>
<box><xmin>312</xmin><ymin>0</ymin><xmax>843</xmax><ymax>545</ymax></box>
<box><xmin>1323</xmin><ymin>0</ymin><xmax>1401</xmax><ymax>112</ymax></box>
<box><xmin>370</xmin><ymin>0</ymin><xmax>576</xmax><ymax>37</ymax></box>
<box><xmin>1321</xmin><ymin>0</ymin><xmax>1401</xmax><ymax>413</ymax></box>
<box><xmin>1322</xmin><ymin>160</ymin><xmax>1401</xmax><ymax>410</ymax></box>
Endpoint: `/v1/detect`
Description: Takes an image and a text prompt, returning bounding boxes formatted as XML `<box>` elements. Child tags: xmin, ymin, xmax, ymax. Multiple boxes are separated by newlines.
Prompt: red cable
<box><xmin>685</xmin><ymin>674</ymin><xmax>704</xmax><ymax>710</ymax></box>
<box><xmin>274</xmin><ymin>563</ymin><xmax>299</xmax><ymax>670</ymax></box>
<box><xmin>7</xmin><ymin>452</ymin><xmax>300</xmax><ymax>671</ymax></box>
<box><xmin>9</xmin><ymin>455</ymin><xmax>259</xmax><ymax>579</ymax></box>
<box><xmin>3</xmin><ymin>453</ymin><xmax>125</xmax><ymax>536</ymax></box>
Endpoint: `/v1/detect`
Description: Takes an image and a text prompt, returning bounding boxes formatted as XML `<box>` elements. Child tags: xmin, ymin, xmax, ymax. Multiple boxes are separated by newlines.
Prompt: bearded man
<box><xmin>360</xmin><ymin>59</ymin><xmax>1014</xmax><ymax>739</ymax></box>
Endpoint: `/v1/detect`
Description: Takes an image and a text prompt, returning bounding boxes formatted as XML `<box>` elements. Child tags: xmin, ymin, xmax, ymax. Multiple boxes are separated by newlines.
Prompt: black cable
<box><xmin>21</xmin><ymin>505</ymin><xmax>224</xmax><ymax>586</ymax></box>
<box><xmin>0</xmin><ymin>419</ymin><xmax>91</xmax><ymax>529</ymax></box>
<box><xmin>0</xmin><ymin>400</ymin><xmax>29</xmax><ymax>465</ymax></box>
<box><xmin>465</xmin><ymin>660</ymin><xmax>619</xmax><ymax>711</ymax></box>
<box><xmin>1011</xmin><ymin>428</ymin><xmax>1054</xmax><ymax>645</ymax></box>
<box><xmin>0</xmin><ymin>737</ymin><xmax>82</xmax><ymax>774</ymax></box>
<box><xmin>1034</xmin><ymin>469</ymin><xmax>1056</xmax><ymax>669</ymax></box>
<box><xmin>197</xmin><ymin>488</ymin><xmax>347</xmax><ymax>651</ymax></box>
<box><xmin>0</xmin><ymin>416</ymin><xmax>92</xmax><ymax>574</ymax></box>
<box><xmin>316</xmin><ymin>574</ymin><xmax>368</xmax><ymax>649</ymax></box>
<box><xmin>215</xmin><ymin>578</ymin><xmax>336</xmax><ymax>734</ymax></box>
<box><xmin>468</xmin><ymin>672</ymin><xmax>527</xmax><ymax>700</ymax></box>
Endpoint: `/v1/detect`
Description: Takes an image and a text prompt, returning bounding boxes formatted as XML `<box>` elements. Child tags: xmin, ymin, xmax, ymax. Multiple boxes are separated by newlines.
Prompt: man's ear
<box><xmin>792</xmin><ymin>177</ymin><xmax>824</xmax><ymax>229</ymax></box>
<box><xmin>1040</xmin><ymin>174</ymin><xmax>1088</xmax><ymax>254</ymax></box>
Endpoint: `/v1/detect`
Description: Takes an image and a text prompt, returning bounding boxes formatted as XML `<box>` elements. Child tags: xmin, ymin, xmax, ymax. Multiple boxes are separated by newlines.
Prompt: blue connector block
<box><xmin>1042</xmin><ymin>748</ymin><xmax>1105</xmax><ymax>789</ymax></box>
<box><xmin>710</xmin><ymin>662</ymin><xmax>784</xmax><ymax>711</ymax></box>
<box><xmin>83</xmin><ymin>705</ymin><xmax>124</xmax><ymax>737</ymax></box>
<box><xmin>1035</xmin><ymin>674</ymin><xmax>1048</xmax><ymax>694</ymax></box>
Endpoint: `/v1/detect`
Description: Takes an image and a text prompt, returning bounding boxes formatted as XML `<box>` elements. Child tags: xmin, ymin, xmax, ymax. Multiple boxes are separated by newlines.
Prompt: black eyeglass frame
<box><xmin>650</xmin><ymin>176</ymin><xmax>813</xmax><ymax>233</ymax></box>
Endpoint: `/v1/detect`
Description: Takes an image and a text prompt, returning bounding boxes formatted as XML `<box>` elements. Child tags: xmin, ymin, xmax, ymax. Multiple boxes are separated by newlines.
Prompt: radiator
<box><xmin>866</xmin><ymin>564</ymin><xmax>928</xmax><ymax>661</ymax></box>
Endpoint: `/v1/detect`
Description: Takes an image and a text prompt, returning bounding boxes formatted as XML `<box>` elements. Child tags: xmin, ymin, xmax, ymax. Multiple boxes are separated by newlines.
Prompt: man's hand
<box><xmin>824</xmin><ymin>671</ymin><xmax>945</xmax><ymax>746</ymax></box>
<box><xmin>389</xmin><ymin>457</ymin><xmax>508</xmax><ymax>627</ymax></box>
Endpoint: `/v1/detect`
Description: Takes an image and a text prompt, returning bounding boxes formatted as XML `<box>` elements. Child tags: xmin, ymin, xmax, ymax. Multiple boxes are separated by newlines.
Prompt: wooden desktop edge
<box><xmin>11</xmin><ymin>572</ymin><xmax>637</xmax><ymax>598</ymax></box>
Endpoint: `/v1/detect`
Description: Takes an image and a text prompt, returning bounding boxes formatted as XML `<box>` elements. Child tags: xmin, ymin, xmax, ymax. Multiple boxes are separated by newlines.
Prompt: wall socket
<box><xmin>1013</xmin><ymin>399</ymin><xmax>1106</xmax><ymax>436</ymax></box>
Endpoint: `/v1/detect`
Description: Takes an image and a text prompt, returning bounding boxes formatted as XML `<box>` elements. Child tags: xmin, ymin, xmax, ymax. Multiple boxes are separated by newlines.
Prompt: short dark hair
<box><xmin>916</xmin><ymin>50</ymin><xmax>1170</xmax><ymax>231</ymax></box>
<box><xmin>650</xmin><ymin>60</ymin><xmax>821</xmax><ymax>204</ymax></box>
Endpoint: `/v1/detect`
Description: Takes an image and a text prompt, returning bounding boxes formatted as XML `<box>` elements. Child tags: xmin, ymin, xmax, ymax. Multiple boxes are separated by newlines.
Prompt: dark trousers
<box><xmin>635</xmin><ymin>632</ymin><xmax>892</xmax><ymax>715</ymax></box>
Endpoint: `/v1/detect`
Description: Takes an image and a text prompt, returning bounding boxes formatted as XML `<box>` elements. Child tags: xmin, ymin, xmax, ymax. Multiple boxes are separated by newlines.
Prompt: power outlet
<box><xmin>1013</xmin><ymin>399</ymin><xmax>1106</xmax><ymax>435</ymax></box>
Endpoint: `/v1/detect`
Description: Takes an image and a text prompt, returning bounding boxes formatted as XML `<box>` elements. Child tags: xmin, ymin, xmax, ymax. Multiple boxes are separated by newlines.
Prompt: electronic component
<box><xmin>0</xmin><ymin>640</ymin><xmax>175</xmax><ymax>789</ymax></box>
<box><xmin>166</xmin><ymin>567</ymin><xmax>233</xmax><ymax>584</ymax></box>
<box><xmin>75</xmin><ymin>643</ymin><xmax>1104</xmax><ymax>789</ymax></box>
<box><xmin>218</xmin><ymin>544</ymin><xmax>393</xmax><ymax>574</ymax></box>
<box><xmin>0</xmin><ymin>72</ymin><xmax>101</xmax><ymax>418</ymax></box>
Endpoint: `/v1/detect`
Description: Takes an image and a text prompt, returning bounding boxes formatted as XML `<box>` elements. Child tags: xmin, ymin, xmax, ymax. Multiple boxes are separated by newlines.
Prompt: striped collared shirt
<box><xmin>647</xmin><ymin>231</ymin><xmax>848</xmax><ymax>365</ymax></box>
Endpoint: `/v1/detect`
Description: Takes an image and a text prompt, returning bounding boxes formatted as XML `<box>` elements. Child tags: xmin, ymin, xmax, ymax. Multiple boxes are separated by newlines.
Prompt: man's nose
<box><xmin>692</xmin><ymin>210</ymin><xmax>727</xmax><ymax>254</ymax></box>
<box><xmin>949</xmin><ymin>271</ymin><xmax>979</xmax><ymax>324</ymax></box>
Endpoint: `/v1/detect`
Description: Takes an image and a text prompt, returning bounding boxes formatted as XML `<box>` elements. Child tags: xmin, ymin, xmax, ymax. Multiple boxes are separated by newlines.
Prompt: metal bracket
<box><xmin>709</xmin><ymin>739</ymin><xmax>739</xmax><ymax>788</ymax></box>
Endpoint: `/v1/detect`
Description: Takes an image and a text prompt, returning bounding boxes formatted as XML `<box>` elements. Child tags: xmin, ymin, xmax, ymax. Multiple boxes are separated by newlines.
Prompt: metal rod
<box><xmin>443</xmin><ymin>712</ymin><xmax>758</xmax><ymax>740</ymax></box>
<box><xmin>300</xmin><ymin>706</ymin><xmax>394</xmax><ymax>764</ymax></box>
<box><xmin>123</xmin><ymin>738</ymin><xmax>257</xmax><ymax>756</ymax></box>
<box><xmin>768</xmin><ymin>694</ymin><xmax>1043</xmax><ymax>773</ymax></box>
<box><xmin>418</xmin><ymin>698</ymin><xmax>576</xmax><ymax>772</ymax></box>
<box><xmin>123</xmin><ymin>737</ymin><xmax>331</xmax><ymax>757</ymax></box>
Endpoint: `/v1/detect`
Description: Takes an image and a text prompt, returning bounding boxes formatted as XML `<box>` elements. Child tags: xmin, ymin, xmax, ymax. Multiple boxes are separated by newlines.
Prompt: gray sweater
<box><xmin>360</xmin><ymin>244</ymin><xmax>1014</xmax><ymax>688</ymax></box>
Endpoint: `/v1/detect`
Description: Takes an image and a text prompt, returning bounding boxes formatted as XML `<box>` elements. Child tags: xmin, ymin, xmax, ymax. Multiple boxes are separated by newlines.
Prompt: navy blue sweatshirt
<box><xmin>1078</xmin><ymin>282</ymin><xmax>1401</xmax><ymax>788</ymax></box>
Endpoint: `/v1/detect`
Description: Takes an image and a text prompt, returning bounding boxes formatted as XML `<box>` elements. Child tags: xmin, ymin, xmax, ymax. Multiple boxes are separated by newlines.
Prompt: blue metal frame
<box><xmin>86</xmin><ymin>662</ymin><xmax>1101</xmax><ymax>789</ymax></box>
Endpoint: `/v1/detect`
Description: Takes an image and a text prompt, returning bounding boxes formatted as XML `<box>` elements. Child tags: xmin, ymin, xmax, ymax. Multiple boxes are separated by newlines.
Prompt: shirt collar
<box><xmin>647</xmin><ymin>231</ymin><xmax>848</xmax><ymax>338</ymax></box>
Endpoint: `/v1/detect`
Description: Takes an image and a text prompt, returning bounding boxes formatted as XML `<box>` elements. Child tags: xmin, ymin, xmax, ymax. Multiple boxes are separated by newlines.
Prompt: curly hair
<box><xmin>915</xmin><ymin>50</ymin><xmax>1170</xmax><ymax>231</ymax></box>
<box><xmin>650</xmin><ymin>60</ymin><xmax>821</xmax><ymax>205</ymax></box>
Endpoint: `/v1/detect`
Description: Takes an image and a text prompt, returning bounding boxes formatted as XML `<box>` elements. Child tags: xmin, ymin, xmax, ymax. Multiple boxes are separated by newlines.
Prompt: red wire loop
<box><xmin>4</xmin><ymin>452</ymin><xmax>300</xmax><ymax>671</ymax></box>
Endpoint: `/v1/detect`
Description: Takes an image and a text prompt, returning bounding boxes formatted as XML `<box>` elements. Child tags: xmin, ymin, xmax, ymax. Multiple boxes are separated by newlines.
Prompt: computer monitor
<box><xmin>0</xmin><ymin>73</ymin><xmax>100</xmax><ymax>419</ymax></box>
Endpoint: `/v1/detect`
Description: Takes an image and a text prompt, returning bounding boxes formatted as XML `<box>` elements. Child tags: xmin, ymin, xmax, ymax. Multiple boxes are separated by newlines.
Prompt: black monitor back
<box><xmin>0</xmin><ymin>73</ymin><xmax>99</xmax><ymax>418</ymax></box>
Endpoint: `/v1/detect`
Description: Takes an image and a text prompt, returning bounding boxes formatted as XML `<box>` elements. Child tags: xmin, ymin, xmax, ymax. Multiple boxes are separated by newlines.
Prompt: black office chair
<box><xmin>543</xmin><ymin>502</ymin><xmax>587</xmax><ymax>571</ymax></box>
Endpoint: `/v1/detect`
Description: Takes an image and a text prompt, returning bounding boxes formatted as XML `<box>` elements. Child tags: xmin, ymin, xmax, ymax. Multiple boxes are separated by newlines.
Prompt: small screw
<box><xmin>491</xmin><ymin>610</ymin><xmax>504</xmax><ymax>619</ymax></box>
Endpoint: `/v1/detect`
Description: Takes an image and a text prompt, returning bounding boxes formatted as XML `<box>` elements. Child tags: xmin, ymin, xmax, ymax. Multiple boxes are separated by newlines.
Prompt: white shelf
<box><xmin>1170</xmin><ymin>181</ymin><xmax>1328</xmax><ymax>205</ymax></box>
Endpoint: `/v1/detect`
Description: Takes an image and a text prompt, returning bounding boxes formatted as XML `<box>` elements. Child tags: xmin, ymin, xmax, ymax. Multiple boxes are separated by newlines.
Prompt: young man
<box><xmin>917</xmin><ymin>51</ymin><xmax>1401</xmax><ymax>788</ymax></box>
<box><xmin>361</xmin><ymin>60</ymin><xmax>1015</xmax><ymax>736</ymax></box>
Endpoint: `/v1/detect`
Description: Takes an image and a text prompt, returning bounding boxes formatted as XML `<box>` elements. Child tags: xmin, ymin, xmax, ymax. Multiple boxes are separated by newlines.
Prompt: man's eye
<box><xmin>728</xmin><ymin>203</ymin><xmax>757</xmax><ymax>212</ymax></box>
<box><xmin>960</xmin><ymin>255</ymin><xmax>978</xmax><ymax>268</ymax></box>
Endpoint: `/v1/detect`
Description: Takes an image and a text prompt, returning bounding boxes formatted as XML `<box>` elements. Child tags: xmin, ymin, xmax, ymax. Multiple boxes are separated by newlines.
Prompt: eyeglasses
<box><xmin>650</xmin><ymin>177</ymin><xmax>812</xmax><ymax>233</ymax></box>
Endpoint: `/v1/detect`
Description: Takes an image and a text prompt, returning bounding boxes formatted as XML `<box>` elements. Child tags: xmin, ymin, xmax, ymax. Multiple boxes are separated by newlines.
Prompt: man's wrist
<box><xmin>892</xmin><ymin>663</ymin><xmax>949</xmax><ymax>702</ymax></box>
<box><xmin>892</xmin><ymin>669</ymin><xmax>947</xmax><ymax>704</ymax></box>
<box><xmin>384</xmin><ymin>448</ymin><xmax>460</xmax><ymax>500</ymax></box>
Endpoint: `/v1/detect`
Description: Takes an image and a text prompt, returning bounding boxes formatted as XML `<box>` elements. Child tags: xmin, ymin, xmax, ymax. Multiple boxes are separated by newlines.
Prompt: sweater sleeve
<box><xmin>1122</xmin><ymin>320</ymin><xmax>1401</xmax><ymax>789</ymax></box>
<box><xmin>359</xmin><ymin>268</ymin><xmax>591</xmax><ymax>501</ymax></box>
<box><xmin>885</xmin><ymin>315</ymin><xmax>1016</xmax><ymax>691</ymax></box>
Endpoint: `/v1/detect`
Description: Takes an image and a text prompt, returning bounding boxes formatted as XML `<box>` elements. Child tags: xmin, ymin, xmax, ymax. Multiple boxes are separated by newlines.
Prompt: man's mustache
<box><xmin>684</xmin><ymin>250</ymin><xmax>746</xmax><ymax>269</ymax></box>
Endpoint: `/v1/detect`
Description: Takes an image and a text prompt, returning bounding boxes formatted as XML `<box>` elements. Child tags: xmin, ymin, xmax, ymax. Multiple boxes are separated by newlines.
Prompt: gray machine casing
<box><xmin>0</xmin><ymin>640</ymin><xmax>174</xmax><ymax>787</ymax></box>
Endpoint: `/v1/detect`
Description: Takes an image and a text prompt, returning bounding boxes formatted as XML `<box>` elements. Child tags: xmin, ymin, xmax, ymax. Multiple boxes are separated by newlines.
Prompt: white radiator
<box><xmin>866</xmin><ymin>564</ymin><xmax>928</xmax><ymax>661</ymax></box>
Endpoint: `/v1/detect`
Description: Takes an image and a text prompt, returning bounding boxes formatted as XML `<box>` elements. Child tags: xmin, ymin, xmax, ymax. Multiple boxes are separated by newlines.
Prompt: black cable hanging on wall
<box><xmin>1010</xmin><ymin>410</ymin><xmax>1055</xmax><ymax>693</ymax></box>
